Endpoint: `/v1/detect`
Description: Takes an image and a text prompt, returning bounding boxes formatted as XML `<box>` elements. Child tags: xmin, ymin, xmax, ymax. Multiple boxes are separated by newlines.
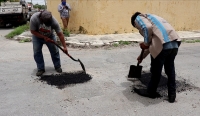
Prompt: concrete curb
<box><xmin>15</xmin><ymin>31</ymin><xmax>200</xmax><ymax>46</ymax></box>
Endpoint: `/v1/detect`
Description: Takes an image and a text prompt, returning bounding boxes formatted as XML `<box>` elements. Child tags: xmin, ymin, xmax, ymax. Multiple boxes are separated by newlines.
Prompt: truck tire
<box><xmin>0</xmin><ymin>18</ymin><xmax>6</xmax><ymax>27</ymax></box>
<box><xmin>22</xmin><ymin>14</ymin><xmax>27</xmax><ymax>25</ymax></box>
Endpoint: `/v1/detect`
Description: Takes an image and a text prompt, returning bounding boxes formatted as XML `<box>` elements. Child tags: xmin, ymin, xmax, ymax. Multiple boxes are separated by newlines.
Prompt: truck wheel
<box><xmin>0</xmin><ymin>18</ymin><xmax>6</xmax><ymax>27</ymax></box>
<box><xmin>12</xmin><ymin>23</ymin><xmax>19</xmax><ymax>27</ymax></box>
<box><xmin>0</xmin><ymin>23</ymin><xmax>6</xmax><ymax>28</ymax></box>
<box><xmin>21</xmin><ymin>14</ymin><xmax>27</xmax><ymax>25</ymax></box>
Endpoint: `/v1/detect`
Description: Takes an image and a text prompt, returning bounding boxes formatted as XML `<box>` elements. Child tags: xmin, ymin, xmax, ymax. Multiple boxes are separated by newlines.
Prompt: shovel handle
<box><xmin>137</xmin><ymin>49</ymin><xmax>144</xmax><ymax>66</ymax></box>
<box><xmin>50</xmin><ymin>40</ymin><xmax>78</xmax><ymax>62</ymax></box>
<box><xmin>47</xmin><ymin>39</ymin><xmax>86</xmax><ymax>72</ymax></box>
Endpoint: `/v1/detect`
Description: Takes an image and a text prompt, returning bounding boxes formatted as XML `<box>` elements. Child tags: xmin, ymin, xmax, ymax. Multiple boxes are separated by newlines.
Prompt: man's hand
<box><xmin>44</xmin><ymin>37</ymin><xmax>54</xmax><ymax>43</ymax></box>
<box><xmin>137</xmin><ymin>55</ymin><xmax>143</xmax><ymax>64</ymax></box>
<box><xmin>140</xmin><ymin>42</ymin><xmax>149</xmax><ymax>49</ymax></box>
<box><xmin>63</xmin><ymin>47</ymin><xmax>68</xmax><ymax>55</ymax></box>
<box><xmin>65</xmin><ymin>6</ymin><xmax>69</xmax><ymax>9</ymax></box>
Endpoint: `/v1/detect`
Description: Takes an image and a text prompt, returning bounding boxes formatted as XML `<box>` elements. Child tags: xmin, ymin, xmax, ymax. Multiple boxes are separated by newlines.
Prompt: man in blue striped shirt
<box><xmin>131</xmin><ymin>12</ymin><xmax>181</xmax><ymax>103</ymax></box>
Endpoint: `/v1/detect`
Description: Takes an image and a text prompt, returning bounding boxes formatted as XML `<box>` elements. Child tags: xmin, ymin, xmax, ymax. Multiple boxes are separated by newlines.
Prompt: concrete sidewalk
<box><xmin>15</xmin><ymin>31</ymin><xmax>200</xmax><ymax>47</ymax></box>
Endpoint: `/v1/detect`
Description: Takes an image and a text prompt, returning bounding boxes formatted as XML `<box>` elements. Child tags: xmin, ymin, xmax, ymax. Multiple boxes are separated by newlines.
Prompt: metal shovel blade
<box><xmin>127</xmin><ymin>49</ymin><xmax>144</xmax><ymax>80</ymax></box>
<box><xmin>49</xmin><ymin>40</ymin><xmax>86</xmax><ymax>72</ymax></box>
<box><xmin>78</xmin><ymin>59</ymin><xmax>86</xmax><ymax>72</ymax></box>
<box><xmin>128</xmin><ymin>65</ymin><xmax>143</xmax><ymax>79</ymax></box>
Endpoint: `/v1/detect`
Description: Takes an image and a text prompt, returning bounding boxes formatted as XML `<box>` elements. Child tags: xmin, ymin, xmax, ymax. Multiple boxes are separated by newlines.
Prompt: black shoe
<box><xmin>134</xmin><ymin>88</ymin><xmax>162</xmax><ymax>99</ymax></box>
<box><xmin>168</xmin><ymin>94</ymin><xmax>176</xmax><ymax>103</ymax></box>
<box><xmin>36</xmin><ymin>70</ymin><xmax>45</xmax><ymax>76</ymax></box>
<box><xmin>55</xmin><ymin>67</ymin><xmax>62</xmax><ymax>73</ymax></box>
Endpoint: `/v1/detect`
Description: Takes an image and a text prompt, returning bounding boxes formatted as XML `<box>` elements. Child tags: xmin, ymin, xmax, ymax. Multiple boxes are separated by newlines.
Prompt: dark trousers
<box><xmin>147</xmin><ymin>48</ymin><xmax>178</xmax><ymax>95</ymax></box>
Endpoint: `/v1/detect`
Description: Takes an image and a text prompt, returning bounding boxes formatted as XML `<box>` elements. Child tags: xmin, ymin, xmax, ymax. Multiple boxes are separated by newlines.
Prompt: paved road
<box><xmin>0</xmin><ymin>29</ymin><xmax>200</xmax><ymax>116</ymax></box>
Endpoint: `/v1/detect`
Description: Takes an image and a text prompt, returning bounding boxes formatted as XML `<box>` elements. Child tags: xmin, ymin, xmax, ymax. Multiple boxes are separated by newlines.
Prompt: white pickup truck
<box><xmin>0</xmin><ymin>0</ymin><xmax>28</xmax><ymax>27</ymax></box>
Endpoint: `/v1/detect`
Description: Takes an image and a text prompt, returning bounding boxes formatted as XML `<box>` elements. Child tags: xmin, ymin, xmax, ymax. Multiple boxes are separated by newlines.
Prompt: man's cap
<box><xmin>40</xmin><ymin>10</ymin><xmax>52</xmax><ymax>21</ymax></box>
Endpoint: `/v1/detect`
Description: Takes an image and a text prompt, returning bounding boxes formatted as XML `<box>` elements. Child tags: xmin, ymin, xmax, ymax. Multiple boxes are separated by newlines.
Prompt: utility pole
<box><xmin>44</xmin><ymin>0</ymin><xmax>47</xmax><ymax>9</ymax></box>
<box><xmin>30</xmin><ymin>0</ymin><xmax>32</xmax><ymax>8</ymax></box>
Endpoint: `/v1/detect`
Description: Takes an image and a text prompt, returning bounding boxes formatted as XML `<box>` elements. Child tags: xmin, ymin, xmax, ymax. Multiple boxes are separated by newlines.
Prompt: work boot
<box><xmin>134</xmin><ymin>88</ymin><xmax>162</xmax><ymax>99</ymax></box>
<box><xmin>36</xmin><ymin>70</ymin><xmax>45</xmax><ymax>76</ymax></box>
<box><xmin>168</xmin><ymin>94</ymin><xmax>176</xmax><ymax>103</ymax></box>
<box><xmin>55</xmin><ymin>67</ymin><xmax>62</xmax><ymax>73</ymax></box>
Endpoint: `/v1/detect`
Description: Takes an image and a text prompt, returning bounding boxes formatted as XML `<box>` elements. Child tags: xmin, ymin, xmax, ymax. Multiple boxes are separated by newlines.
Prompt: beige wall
<box><xmin>48</xmin><ymin>0</ymin><xmax>200</xmax><ymax>35</ymax></box>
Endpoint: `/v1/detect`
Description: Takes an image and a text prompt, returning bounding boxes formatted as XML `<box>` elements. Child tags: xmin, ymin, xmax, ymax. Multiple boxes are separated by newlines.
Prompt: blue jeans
<box><xmin>32</xmin><ymin>35</ymin><xmax>61</xmax><ymax>71</ymax></box>
<box><xmin>148</xmin><ymin>48</ymin><xmax>178</xmax><ymax>95</ymax></box>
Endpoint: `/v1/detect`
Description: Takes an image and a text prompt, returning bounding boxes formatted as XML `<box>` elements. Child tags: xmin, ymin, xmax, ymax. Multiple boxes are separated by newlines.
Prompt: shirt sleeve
<box><xmin>52</xmin><ymin>17</ymin><xmax>62</xmax><ymax>33</ymax></box>
<box><xmin>135</xmin><ymin>16</ymin><xmax>152</xmax><ymax>45</ymax></box>
<box><xmin>66</xmin><ymin>3</ymin><xmax>71</xmax><ymax>10</ymax></box>
<box><xmin>30</xmin><ymin>15</ymin><xmax>37</xmax><ymax>31</ymax></box>
<box><xmin>58</xmin><ymin>4</ymin><xmax>63</xmax><ymax>12</ymax></box>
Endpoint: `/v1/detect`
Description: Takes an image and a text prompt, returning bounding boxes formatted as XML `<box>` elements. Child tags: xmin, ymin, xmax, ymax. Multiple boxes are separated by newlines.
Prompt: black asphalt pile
<box><xmin>39</xmin><ymin>71</ymin><xmax>92</xmax><ymax>89</ymax></box>
<box><xmin>134</xmin><ymin>71</ymin><xmax>198</xmax><ymax>97</ymax></box>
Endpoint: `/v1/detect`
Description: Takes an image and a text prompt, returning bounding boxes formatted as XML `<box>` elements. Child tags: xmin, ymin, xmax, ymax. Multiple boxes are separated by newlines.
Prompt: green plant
<box><xmin>79</xmin><ymin>26</ymin><xmax>88</xmax><ymax>34</ymax></box>
<box><xmin>119</xmin><ymin>40</ymin><xmax>131</xmax><ymax>45</ymax></box>
<box><xmin>195</xmin><ymin>40</ymin><xmax>200</xmax><ymax>42</ymax></box>
<box><xmin>19</xmin><ymin>38</ymin><xmax>31</xmax><ymax>43</ymax></box>
<box><xmin>185</xmin><ymin>40</ymin><xmax>195</xmax><ymax>43</ymax></box>
<box><xmin>182</xmin><ymin>39</ymin><xmax>186</xmax><ymax>42</ymax></box>
<box><xmin>63</xmin><ymin>29</ymin><xmax>70</xmax><ymax>37</ymax></box>
<box><xmin>5</xmin><ymin>24</ymin><xmax>29</xmax><ymax>39</ymax></box>
<box><xmin>113</xmin><ymin>31</ymin><xmax>118</xmax><ymax>34</ymax></box>
<box><xmin>113</xmin><ymin>43</ymin><xmax>119</xmax><ymax>47</ymax></box>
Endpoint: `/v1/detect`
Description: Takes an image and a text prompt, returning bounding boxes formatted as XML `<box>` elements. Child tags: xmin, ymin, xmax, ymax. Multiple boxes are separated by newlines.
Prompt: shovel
<box><xmin>128</xmin><ymin>49</ymin><xmax>144</xmax><ymax>79</ymax></box>
<box><xmin>50</xmin><ymin>40</ymin><xmax>86</xmax><ymax>72</ymax></box>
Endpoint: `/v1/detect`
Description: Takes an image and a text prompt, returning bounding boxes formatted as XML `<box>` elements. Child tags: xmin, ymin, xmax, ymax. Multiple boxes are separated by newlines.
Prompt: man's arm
<box><xmin>53</xmin><ymin>17</ymin><xmax>68</xmax><ymax>54</ymax></box>
<box><xmin>137</xmin><ymin>49</ymin><xmax>150</xmax><ymax>63</ymax></box>
<box><xmin>57</xmin><ymin>32</ymin><xmax>68</xmax><ymax>54</ymax></box>
<box><xmin>30</xmin><ymin>30</ymin><xmax>53</xmax><ymax>42</ymax></box>
<box><xmin>31</xmin><ymin>30</ymin><xmax>45</xmax><ymax>38</ymax></box>
<box><xmin>135</xmin><ymin>16</ymin><xmax>153</xmax><ymax>47</ymax></box>
<box><xmin>58</xmin><ymin>4</ymin><xmax>64</xmax><ymax>12</ymax></box>
<box><xmin>135</xmin><ymin>16</ymin><xmax>152</xmax><ymax>63</ymax></box>
<box><xmin>30</xmin><ymin>16</ymin><xmax>51</xmax><ymax>42</ymax></box>
<box><xmin>57</xmin><ymin>32</ymin><xmax>67</xmax><ymax>48</ymax></box>
<box><xmin>66</xmin><ymin>3</ymin><xmax>71</xmax><ymax>11</ymax></box>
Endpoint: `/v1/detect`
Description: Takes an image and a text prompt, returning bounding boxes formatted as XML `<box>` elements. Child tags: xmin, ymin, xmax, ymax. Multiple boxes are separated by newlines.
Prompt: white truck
<box><xmin>0</xmin><ymin>0</ymin><xmax>28</xmax><ymax>27</ymax></box>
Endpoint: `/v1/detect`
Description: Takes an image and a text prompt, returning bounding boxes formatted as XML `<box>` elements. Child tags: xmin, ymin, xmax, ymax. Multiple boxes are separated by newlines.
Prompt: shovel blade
<box><xmin>128</xmin><ymin>65</ymin><xmax>143</xmax><ymax>79</ymax></box>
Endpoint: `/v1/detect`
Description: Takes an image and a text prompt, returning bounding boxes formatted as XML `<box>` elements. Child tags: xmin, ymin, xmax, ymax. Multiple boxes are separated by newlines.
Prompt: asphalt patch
<box><xmin>133</xmin><ymin>71</ymin><xmax>199</xmax><ymax>97</ymax></box>
<box><xmin>39</xmin><ymin>71</ymin><xmax>92</xmax><ymax>89</ymax></box>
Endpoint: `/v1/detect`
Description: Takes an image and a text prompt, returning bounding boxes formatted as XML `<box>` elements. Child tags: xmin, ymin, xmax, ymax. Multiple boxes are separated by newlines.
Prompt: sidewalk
<box><xmin>15</xmin><ymin>31</ymin><xmax>200</xmax><ymax>47</ymax></box>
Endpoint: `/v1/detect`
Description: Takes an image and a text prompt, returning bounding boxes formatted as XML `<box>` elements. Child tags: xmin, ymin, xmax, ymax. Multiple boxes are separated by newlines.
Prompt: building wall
<box><xmin>48</xmin><ymin>0</ymin><xmax>200</xmax><ymax>35</ymax></box>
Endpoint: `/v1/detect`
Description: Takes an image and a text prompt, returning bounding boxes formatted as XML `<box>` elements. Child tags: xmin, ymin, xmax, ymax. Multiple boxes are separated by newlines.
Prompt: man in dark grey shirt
<box><xmin>30</xmin><ymin>10</ymin><xmax>68</xmax><ymax>76</ymax></box>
